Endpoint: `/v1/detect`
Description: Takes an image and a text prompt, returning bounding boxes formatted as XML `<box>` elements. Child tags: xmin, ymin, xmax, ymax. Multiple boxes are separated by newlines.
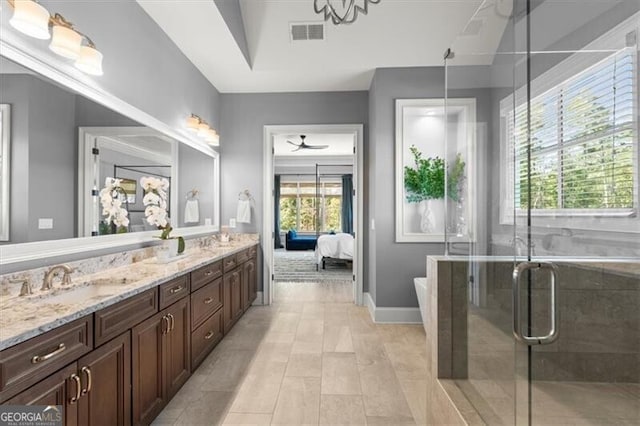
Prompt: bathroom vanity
<box><xmin>0</xmin><ymin>240</ymin><xmax>259</xmax><ymax>426</ymax></box>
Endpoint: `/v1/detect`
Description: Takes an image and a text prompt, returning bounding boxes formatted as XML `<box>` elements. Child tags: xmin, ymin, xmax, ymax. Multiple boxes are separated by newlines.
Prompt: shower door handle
<box><xmin>512</xmin><ymin>262</ymin><xmax>559</xmax><ymax>345</ymax></box>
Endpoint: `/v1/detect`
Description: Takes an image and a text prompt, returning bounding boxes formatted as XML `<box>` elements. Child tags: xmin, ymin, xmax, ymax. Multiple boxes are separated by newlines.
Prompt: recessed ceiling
<box><xmin>137</xmin><ymin>0</ymin><xmax>487</xmax><ymax>93</ymax></box>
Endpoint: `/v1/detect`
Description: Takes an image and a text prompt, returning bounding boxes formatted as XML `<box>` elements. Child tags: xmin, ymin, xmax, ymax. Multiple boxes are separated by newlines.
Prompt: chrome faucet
<box><xmin>42</xmin><ymin>264</ymin><xmax>74</xmax><ymax>291</ymax></box>
<box><xmin>9</xmin><ymin>277</ymin><xmax>33</xmax><ymax>296</ymax></box>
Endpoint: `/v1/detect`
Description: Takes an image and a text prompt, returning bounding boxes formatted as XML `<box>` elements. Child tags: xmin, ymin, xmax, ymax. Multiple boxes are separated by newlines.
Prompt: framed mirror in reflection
<box><xmin>78</xmin><ymin>126</ymin><xmax>174</xmax><ymax>237</ymax></box>
<box><xmin>0</xmin><ymin>55</ymin><xmax>219</xmax><ymax>250</ymax></box>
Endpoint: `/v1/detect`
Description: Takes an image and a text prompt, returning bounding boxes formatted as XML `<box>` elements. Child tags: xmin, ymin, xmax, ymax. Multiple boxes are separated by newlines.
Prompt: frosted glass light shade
<box><xmin>186</xmin><ymin>115</ymin><xmax>200</xmax><ymax>132</ymax></box>
<box><xmin>207</xmin><ymin>129</ymin><xmax>220</xmax><ymax>146</ymax></box>
<box><xmin>10</xmin><ymin>0</ymin><xmax>51</xmax><ymax>40</ymax></box>
<box><xmin>197</xmin><ymin>122</ymin><xmax>209</xmax><ymax>137</ymax></box>
<box><xmin>49</xmin><ymin>25</ymin><xmax>82</xmax><ymax>59</ymax></box>
<box><xmin>74</xmin><ymin>45</ymin><xmax>103</xmax><ymax>76</ymax></box>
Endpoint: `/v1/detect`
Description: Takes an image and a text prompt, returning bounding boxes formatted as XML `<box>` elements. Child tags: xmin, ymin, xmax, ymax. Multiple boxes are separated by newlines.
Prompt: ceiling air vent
<box><xmin>290</xmin><ymin>22</ymin><xmax>325</xmax><ymax>42</ymax></box>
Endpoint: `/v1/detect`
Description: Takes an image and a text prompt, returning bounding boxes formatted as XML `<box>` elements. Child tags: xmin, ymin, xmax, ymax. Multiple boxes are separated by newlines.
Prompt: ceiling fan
<box><xmin>286</xmin><ymin>135</ymin><xmax>329</xmax><ymax>152</ymax></box>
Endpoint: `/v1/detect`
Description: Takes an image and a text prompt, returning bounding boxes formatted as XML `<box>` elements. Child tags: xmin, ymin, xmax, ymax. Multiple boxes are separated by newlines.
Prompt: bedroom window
<box><xmin>501</xmin><ymin>45</ymin><xmax>638</xmax><ymax>221</ymax></box>
<box><xmin>280</xmin><ymin>181</ymin><xmax>342</xmax><ymax>233</ymax></box>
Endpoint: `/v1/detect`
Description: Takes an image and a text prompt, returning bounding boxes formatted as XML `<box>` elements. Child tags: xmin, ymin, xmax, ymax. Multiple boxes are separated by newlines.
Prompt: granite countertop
<box><xmin>0</xmin><ymin>241</ymin><xmax>258</xmax><ymax>351</ymax></box>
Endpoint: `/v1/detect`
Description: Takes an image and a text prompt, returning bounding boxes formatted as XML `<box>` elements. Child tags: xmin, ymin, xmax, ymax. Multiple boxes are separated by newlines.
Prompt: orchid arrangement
<box><xmin>99</xmin><ymin>178</ymin><xmax>130</xmax><ymax>233</ymax></box>
<box><xmin>141</xmin><ymin>176</ymin><xmax>172</xmax><ymax>239</ymax></box>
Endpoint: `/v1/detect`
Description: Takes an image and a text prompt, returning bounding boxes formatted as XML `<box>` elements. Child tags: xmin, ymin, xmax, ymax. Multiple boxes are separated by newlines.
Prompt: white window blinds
<box><xmin>506</xmin><ymin>47</ymin><xmax>637</xmax><ymax>214</ymax></box>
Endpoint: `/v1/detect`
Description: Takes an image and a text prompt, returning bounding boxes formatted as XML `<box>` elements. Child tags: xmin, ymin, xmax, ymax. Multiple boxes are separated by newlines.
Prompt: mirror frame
<box><xmin>0</xmin><ymin>39</ymin><xmax>220</xmax><ymax>266</ymax></box>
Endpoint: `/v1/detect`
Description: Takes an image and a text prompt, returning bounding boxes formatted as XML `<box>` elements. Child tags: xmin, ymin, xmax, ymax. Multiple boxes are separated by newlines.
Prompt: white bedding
<box><xmin>315</xmin><ymin>233</ymin><xmax>354</xmax><ymax>264</ymax></box>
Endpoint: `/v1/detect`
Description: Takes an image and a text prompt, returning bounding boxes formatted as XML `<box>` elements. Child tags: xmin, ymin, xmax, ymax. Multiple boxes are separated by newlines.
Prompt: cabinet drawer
<box><xmin>191</xmin><ymin>309</ymin><xmax>223</xmax><ymax>369</ymax></box>
<box><xmin>236</xmin><ymin>248</ymin><xmax>250</xmax><ymax>264</ymax></box>
<box><xmin>223</xmin><ymin>254</ymin><xmax>237</xmax><ymax>273</ymax></box>
<box><xmin>191</xmin><ymin>278</ymin><xmax>223</xmax><ymax>331</ymax></box>
<box><xmin>159</xmin><ymin>275</ymin><xmax>190</xmax><ymax>310</ymax></box>
<box><xmin>94</xmin><ymin>288</ymin><xmax>158</xmax><ymax>347</ymax></box>
<box><xmin>248</xmin><ymin>245</ymin><xmax>258</xmax><ymax>259</ymax></box>
<box><xmin>0</xmin><ymin>316</ymin><xmax>92</xmax><ymax>402</ymax></box>
<box><xmin>191</xmin><ymin>261</ymin><xmax>222</xmax><ymax>292</ymax></box>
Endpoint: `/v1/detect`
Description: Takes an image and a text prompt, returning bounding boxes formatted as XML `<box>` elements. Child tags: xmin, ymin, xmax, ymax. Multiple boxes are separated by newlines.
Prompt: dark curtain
<box><xmin>341</xmin><ymin>174</ymin><xmax>353</xmax><ymax>234</ymax></box>
<box><xmin>274</xmin><ymin>175</ymin><xmax>283</xmax><ymax>248</ymax></box>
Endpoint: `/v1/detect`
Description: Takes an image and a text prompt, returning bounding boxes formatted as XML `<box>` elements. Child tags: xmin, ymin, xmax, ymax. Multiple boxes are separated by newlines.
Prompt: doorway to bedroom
<box><xmin>263</xmin><ymin>125</ymin><xmax>363</xmax><ymax>306</ymax></box>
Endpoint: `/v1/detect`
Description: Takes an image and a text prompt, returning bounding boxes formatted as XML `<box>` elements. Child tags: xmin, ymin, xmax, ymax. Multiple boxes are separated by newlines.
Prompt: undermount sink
<box><xmin>37</xmin><ymin>284</ymin><xmax>121</xmax><ymax>307</ymax></box>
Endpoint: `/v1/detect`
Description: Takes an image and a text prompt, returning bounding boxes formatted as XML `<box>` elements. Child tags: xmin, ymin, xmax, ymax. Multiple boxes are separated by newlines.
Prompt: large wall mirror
<box><xmin>0</xmin><ymin>55</ymin><xmax>219</xmax><ymax>264</ymax></box>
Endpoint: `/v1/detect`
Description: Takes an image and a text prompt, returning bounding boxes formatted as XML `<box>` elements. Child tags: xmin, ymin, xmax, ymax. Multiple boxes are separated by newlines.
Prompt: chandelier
<box><xmin>314</xmin><ymin>0</ymin><xmax>381</xmax><ymax>25</ymax></box>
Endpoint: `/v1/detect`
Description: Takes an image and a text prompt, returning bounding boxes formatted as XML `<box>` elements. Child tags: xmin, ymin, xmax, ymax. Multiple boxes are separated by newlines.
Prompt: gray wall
<box><xmin>0</xmin><ymin>75</ymin><xmax>76</xmax><ymax>243</ymax></box>
<box><xmin>178</xmin><ymin>143</ymin><xmax>217</xmax><ymax>228</ymax></box>
<box><xmin>368</xmin><ymin>67</ymin><xmax>494</xmax><ymax>308</ymax></box>
<box><xmin>220</xmin><ymin>91</ymin><xmax>369</xmax><ymax>290</ymax></box>
<box><xmin>1</xmin><ymin>75</ymin><xmax>30</xmax><ymax>244</ymax></box>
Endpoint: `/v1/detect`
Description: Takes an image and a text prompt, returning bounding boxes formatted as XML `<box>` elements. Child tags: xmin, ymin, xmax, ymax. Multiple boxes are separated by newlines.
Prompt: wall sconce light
<box><xmin>186</xmin><ymin>114</ymin><xmax>219</xmax><ymax>146</ymax></box>
<box><xmin>7</xmin><ymin>0</ymin><xmax>104</xmax><ymax>76</ymax></box>
<box><xmin>9</xmin><ymin>0</ymin><xmax>50</xmax><ymax>39</ymax></box>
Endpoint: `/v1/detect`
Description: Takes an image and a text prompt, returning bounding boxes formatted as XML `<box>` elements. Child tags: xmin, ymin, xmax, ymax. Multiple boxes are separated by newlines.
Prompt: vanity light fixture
<box><xmin>186</xmin><ymin>114</ymin><xmax>220</xmax><ymax>146</ymax></box>
<box><xmin>6</xmin><ymin>0</ymin><xmax>104</xmax><ymax>76</ymax></box>
<box><xmin>8</xmin><ymin>0</ymin><xmax>50</xmax><ymax>39</ymax></box>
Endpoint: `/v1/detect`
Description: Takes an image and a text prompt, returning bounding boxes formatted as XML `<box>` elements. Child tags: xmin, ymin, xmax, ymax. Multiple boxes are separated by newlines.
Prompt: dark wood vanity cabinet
<box><xmin>77</xmin><ymin>332</ymin><xmax>131</xmax><ymax>426</ymax></box>
<box><xmin>243</xmin><ymin>257</ymin><xmax>257</xmax><ymax>312</ymax></box>
<box><xmin>132</xmin><ymin>297</ymin><xmax>190</xmax><ymax>426</ymax></box>
<box><xmin>5</xmin><ymin>363</ymin><xmax>80</xmax><ymax>426</ymax></box>
<box><xmin>223</xmin><ymin>267</ymin><xmax>243</xmax><ymax>334</ymax></box>
<box><xmin>4</xmin><ymin>331</ymin><xmax>131</xmax><ymax>426</ymax></box>
<box><xmin>1</xmin><ymin>242</ymin><xmax>260</xmax><ymax>426</ymax></box>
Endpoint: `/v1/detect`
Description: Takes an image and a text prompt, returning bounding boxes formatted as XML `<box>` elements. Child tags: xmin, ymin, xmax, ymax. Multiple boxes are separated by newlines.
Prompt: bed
<box><xmin>315</xmin><ymin>233</ymin><xmax>354</xmax><ymax>270</ymax></box>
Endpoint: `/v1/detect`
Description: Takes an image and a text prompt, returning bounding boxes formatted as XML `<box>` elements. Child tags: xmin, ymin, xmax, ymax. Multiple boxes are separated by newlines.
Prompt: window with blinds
<box><xmin>505</xmin><ymin>47</ymin><xmax>637</xmax><ymax>215</ymax></box>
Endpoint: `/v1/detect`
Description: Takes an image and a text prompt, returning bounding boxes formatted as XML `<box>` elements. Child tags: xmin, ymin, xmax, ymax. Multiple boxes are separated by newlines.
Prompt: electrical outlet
<box><xmin>38</xmin><ymin>218</ymin><xmax>53</xmax><ymax>229</ymax></box>
<box><xmin>230</xmin><ymin>218</ymin><xmax>237</xmax><ymax>228</ymax></box>
<box><xmin>204</xmin><ymin>218</ymin><xmax>212</xmax><ymax>226</ymax></box>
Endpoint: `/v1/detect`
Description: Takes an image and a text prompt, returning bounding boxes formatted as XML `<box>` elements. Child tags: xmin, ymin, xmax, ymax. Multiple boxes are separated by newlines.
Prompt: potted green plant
<box><xmin>404</xmin><ymin>146</ymin><xmax>465</xmax><ymax>233</ymax></box>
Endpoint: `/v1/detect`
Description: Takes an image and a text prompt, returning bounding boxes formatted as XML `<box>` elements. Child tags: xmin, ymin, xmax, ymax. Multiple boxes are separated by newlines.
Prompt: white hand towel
<box><xmin>184</xmin><ymin>199</ymin><xmax>200</xmax><ymax>224</ymax></box>
<box><xmin>236</xmin><ymin>199</ymin><xmax>251</xmax><ymax>224</ymax></box>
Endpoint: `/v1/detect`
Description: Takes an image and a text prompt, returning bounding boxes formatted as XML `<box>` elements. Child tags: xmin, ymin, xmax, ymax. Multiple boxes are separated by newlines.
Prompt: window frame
<box><xmin>499</xmin><ymin>14</ymin><xmax>640</xmax><ymax>232</ymax></box>
<box><xmin>279</xmin><ymin>180</ymin><xmax>342</xmax><ymax>233</ymax></box>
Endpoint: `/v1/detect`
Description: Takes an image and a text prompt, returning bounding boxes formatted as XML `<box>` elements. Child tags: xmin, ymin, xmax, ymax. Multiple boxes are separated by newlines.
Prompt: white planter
<box><xmin>419</xmin><ymin>199</ymin><xmax>445</xmax><ymax>234</ymax></box>
<box><xmin>156</xmin><ymin>238</ymin><xmax>179</xmax><ymax>261</ymax></box>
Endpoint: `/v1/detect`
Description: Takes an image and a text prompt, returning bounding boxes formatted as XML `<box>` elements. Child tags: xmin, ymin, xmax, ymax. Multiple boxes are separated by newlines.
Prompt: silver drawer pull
<box><xmin>203</xmin><ymin>297</ymin><xmax>214</xmax><ymax>305</ymax></box>
<box><xmin>31</xmin><ymin>343</ymin><xmax>66</xmax><ymax>364</ymax></box>
<box><xmin>69</xmin><ymin>373</ymin><xmax>81</xmax><ymax>404</ymax></box>
<box><xmin>170</xmin><ymin>285</ymin><xmax>184</xmax><ymax>294</ymax></box>
<box><xmin>204</xmin><ymin>271</ymin><xmax>213</xmax><ymax>276</ymax></box>
<box><xmin>81</xmin><ymin>366</ymin><xmax>92</xmax><ymax>395</ymax></box>
<box><xmin>168</xmin><ymin>313</ymin><xmax>175</xmax><ymax>331</ymax></box>
<box><xmin>204</xmin><ymin>331</ymin><xmax>214</xmax><ymax>340</ymax></box>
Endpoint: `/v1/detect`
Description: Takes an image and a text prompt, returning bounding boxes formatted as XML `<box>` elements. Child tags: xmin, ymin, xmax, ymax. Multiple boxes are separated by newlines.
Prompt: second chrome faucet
<box><xmin>42</xmin><ymin>264</ymin><xmax>74</xmax><ymax>291</ymax></box>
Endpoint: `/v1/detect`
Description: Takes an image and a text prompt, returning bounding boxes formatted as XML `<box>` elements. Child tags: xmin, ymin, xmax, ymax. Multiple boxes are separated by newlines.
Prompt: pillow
<box><xmin>288</xmin><ymin>229</ymin><xmax>297</xmax><ymax>239</ymax></box>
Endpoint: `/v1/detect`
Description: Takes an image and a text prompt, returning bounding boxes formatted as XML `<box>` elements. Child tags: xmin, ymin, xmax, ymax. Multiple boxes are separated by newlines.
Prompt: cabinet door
<box><xmin>224</xmin><ymin>269</ymin><xmax>243</xmax><ymax>334</ymax></box>
<box><xmin>5</xmin><ymin>362</ymin><xmax>79</xmax><ymax>426</ymax></box>
<box><xmin>164</xmin><ymin>298</ymin><xmax>191</xmax><ymax>400</ymax></box>
<box><xmin>231</xmin><ymin>269</ymin><xmax>243</xmax><ymax>323</ymax></box>
<box><xmin>78</xmin><ymin>332</ymin><xmax>131</xmax><ymax>426</ymax></box>
<box><xmin>132</xmin><ymin>312</ymin><xmax>165</xmax><ymax>426</ymax></box>
<box><xmin>243</xmin><ymin>259</ymin><xmax>257</xmax><ymax>311</ymax></box>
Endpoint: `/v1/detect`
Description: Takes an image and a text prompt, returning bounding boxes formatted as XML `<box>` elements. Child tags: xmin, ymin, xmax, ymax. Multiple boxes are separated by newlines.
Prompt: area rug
<box><xmin>274</xmin><ymin>249</ymin><xmax>352</xmax><ymax>283</ymax></box>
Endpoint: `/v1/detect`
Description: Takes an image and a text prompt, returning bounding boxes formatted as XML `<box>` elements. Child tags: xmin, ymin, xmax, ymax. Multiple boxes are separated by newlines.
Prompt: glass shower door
<box><xmin>513</xmin><ymin>0</ymin><xmax>640</xmax><ymax>424</ymax></box>
<box><xmin>445</xmin><ymin>0</ymin><xmax>639</xmax><ymax>424</ymax></box>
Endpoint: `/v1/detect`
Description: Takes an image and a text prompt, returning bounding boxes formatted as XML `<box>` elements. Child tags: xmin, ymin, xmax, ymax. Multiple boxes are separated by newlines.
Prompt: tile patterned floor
<box><xmin>152</xmin><ymin>281</ymin><xmax>428</xmax><ymax>425</ymax></box>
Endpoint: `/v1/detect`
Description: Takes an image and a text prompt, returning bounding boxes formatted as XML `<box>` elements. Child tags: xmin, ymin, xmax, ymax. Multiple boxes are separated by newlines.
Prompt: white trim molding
<box><xmin>364</xmin><ymin>292</ymin><xmax>422</xmax><ymax>324</ymax></box>
<box><xmin>263</xmin><ymin>124</ymin><xmax>365</xmax><ymax>306</ymax></box>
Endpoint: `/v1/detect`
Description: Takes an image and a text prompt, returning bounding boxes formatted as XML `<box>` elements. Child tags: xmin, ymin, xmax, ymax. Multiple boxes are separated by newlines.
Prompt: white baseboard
<box><xmin>253</xmin><ymin>291</ymin><xmax>264</xmax><ymax>306</ymax></box>
<box><xmin>363</xmin><ymin>292</ymin><xmax>422</xmax><ymax>324</ymax></box>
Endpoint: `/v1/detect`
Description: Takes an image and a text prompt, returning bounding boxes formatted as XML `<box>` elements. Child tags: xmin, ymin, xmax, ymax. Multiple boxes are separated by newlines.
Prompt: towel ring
<box><xmin>238</xmin><ymin>189</ymin><xmax>254</xmax><ymax>201</ymax></box>
<box><xmin>186</xmin><ymin>189</ymin><xmax>199</xmax><ymax>200</ymax></box>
